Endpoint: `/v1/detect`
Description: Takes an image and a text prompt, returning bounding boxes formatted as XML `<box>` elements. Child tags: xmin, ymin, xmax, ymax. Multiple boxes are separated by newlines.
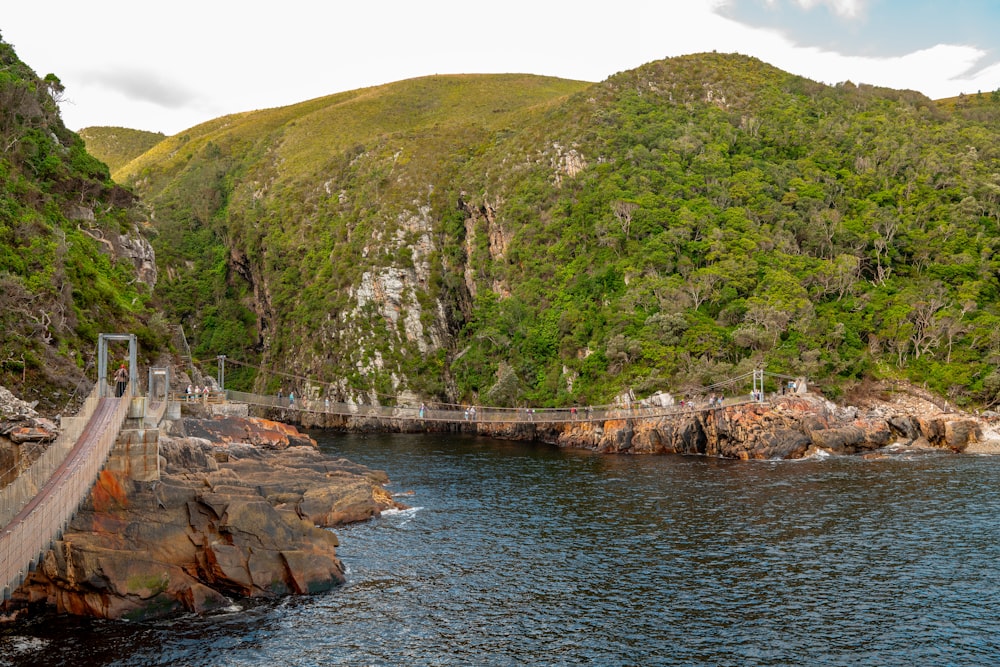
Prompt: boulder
<box><xmin>8</xmin><ymin>426</ymin><xmax>56</xmax><ymax>444</ymax></box>
<box><xmin>180</xmin><ymin>416</ymin><xmax>317</xmax><ymax>449</ymax></box>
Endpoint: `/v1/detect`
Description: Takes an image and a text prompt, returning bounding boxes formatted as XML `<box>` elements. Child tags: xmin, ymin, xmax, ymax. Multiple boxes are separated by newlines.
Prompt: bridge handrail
<box><xmin>1</xmin><ymin>386</ymin><xmax>132</xmax><ymax>600</ymax></box>
<box><xmin>0</xmin><ymin>380</ymin><xmax>104</xmax><ymax>529</ymax></box>
<box><xmin>169</xmin><ymin>390</ymin><xmax>225</xmax><ymax>404</ymax></box>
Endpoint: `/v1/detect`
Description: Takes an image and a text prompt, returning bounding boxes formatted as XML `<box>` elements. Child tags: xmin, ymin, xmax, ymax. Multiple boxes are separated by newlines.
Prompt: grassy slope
<box><xmin>113</xmin><ymin>74</ymin><xmax>591</xmax><ymax>396</ymax></box>
<box><xmin>79</xmin><ymin>126</ymin><xmax>166</xmax><ymax>174</ymax></box>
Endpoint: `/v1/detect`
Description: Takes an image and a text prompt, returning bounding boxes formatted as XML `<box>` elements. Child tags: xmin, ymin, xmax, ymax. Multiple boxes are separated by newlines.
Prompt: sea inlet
<box><xmin>3</xmin><ymin>431</ymin><xmax>1000</xmax><ymax>666</ymax></box>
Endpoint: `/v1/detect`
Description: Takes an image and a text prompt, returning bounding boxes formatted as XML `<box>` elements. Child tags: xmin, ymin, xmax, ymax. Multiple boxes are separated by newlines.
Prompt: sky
<box><xmin>3</xmin><ymin>0</ymin><xmax>1000</xmax><ymax>136</ymax></box>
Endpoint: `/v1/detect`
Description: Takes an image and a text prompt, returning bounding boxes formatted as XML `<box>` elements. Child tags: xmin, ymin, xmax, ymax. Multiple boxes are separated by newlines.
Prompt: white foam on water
<box><xmin>381</xmin><ymin>505</ymin><xmax>422</xmax><ymax>526</ymax></box>
<box><xmin>381</xmin><ymin>506</ymin><xmax>422</xmax><ymax>517</ymax></box>
<box><xmin>1</xmin><ymin>635</ymin><xmax>50</xmax><ymax>659</ymax></box>
<box><xmin>799</xmin><ymin>448</ymin><xmax>832</xmax><ymax>460</ymax></box>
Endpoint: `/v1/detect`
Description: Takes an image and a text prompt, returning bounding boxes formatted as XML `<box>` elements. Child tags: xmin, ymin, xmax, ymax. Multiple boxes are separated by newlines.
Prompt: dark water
<box><xmin>4</xmin><ymin>433</ymin><xmax>1000</xmax><ymax>666</ymax></box>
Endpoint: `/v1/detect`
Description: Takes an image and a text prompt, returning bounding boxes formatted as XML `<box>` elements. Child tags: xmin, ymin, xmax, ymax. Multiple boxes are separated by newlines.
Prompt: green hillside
<box><xmin>79</xmin><ymin>126</ymin><xmax>165</xmax><ymax>173</ymax></box>
<box><xmin>0</xmin><ymin>35</ymin><xmax>160</xmax><ymax>410</ymax></box>
<box><xmin>116</xmin><ymin>54</ymin><xmax>1000</xmax><ymax>409</ymax></box>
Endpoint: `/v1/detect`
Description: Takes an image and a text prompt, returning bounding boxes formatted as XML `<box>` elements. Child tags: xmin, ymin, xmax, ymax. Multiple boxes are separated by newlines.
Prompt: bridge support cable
<box><xmin>213</xmin><ymin>353</ymin><xmax>801</xmax><ymax>423</ymax></box>
<box><xmin>1</xmin><ymin>333</ymin><xmax>143</xmax><ymax>602</ymax></box>
<box><xmin>216</xmin><ymin>357</ymin><xmax>772</xmax><ymax>414</ymax></box>
<box><xmin>0</xmin><ymin>380</ymin><xmax>101</xmax><ymax>530</ymax></box>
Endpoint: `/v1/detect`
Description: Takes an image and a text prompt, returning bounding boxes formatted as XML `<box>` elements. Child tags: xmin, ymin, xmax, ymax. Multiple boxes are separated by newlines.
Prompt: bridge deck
<box><xmin>8</xmin><ymin>398</ymin><xmax>117</xmax><ymax>522</ymax></box>
<box><xmin>1</xmin><ymin>395</ymin><xmax>129</xmax><ymax>601</ymax></box>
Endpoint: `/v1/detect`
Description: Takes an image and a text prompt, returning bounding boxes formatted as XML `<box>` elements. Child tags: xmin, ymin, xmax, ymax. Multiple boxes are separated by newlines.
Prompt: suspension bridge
<box><xmin>202</xmin><ymin>356</ymin><xmax>804</xmax><ymax>425</ymax></box>
<box><xmin>2</xmin><ymin>331</ymin><xmax>803</xmax><ymax>603</ymax></box>
<box><xmin>0</xmin><ymin>335</ymin><xmax>169</xmax><ymax>603</ymax></box>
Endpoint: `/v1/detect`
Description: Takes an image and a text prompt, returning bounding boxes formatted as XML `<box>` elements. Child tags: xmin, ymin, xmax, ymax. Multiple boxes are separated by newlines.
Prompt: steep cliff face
<box><xmin>0</xmin><ymin>37</ymin><xmax>157</xmax><ymax>407</ymax></box>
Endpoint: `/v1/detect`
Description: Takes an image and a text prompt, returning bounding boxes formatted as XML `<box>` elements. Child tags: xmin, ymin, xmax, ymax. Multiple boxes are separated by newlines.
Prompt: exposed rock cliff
<box><xmin>284</xmin><ymin>393</ymin><xmax>988</xmax><ymax>460</ymax></box>
<box><xmin>541</xmin><ymin>395</ymin><xmax>985</xmax><ymax>458</ymax></box>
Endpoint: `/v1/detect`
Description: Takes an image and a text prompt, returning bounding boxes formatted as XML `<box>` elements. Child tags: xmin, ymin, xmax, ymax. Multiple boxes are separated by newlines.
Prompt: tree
<box><xmin>612</xmin><ymin>200</ymin><xmax>639</xmax><ymax>240</ymax></box>
<box><xmin>871</xmin><ymin>211</ymin><xmax>899</xmax><ymax>285</ymax></box>
<box><xmin>682</xmin><ymin>267</ymin><xmax>722</xmax><ymax>309</ymax></box>
<box><xmin>485</xmin><ymin>361</ymin><xmax>521</xmax><ymax>407</ymax></box>
<box><xmin>809</xmin><ymin>254</ymin><xmax>860</xmax><ymax>301</ymax></box>
<box><xmin>907</xmin><ymin>284</ymin><xmax>948</xmax><ymax>359</ymax></box>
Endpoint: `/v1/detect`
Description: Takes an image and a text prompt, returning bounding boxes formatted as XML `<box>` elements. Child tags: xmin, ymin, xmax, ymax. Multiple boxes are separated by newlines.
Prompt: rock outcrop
<box><xmin>282</xmin><ymin>392</ymin><xmax>986</xmax><ymax>460</ymax></box>
<box><xmin>534</xmin><ymin>395</ymin><xmax>983</xmax><ymax>459</ymax></box>
<box><xmin>438</xmin><ymin>394</ymin><xmax>989</xmax><ymax>460</ymax></box>
<box><xmin>4</xmin><ymin>417</ymin><xmax>400</xmax><ymax>621</ymax></box>
<box><xmin>0</xmin><ymin>386</ymin><xmax>58</xmax><ymax>486</ymax></box>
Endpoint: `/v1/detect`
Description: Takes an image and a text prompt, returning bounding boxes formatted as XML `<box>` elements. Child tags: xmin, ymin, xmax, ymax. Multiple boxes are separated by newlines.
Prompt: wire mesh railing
<box><xmin>0</xmin><ymin>381</ymin><xmax>102</xmax><ymax>529</ymax></box>
<box><xmin>0</xmin><ymin>384</ymin><xmax>131</xmax><ymax>601</ymax></box>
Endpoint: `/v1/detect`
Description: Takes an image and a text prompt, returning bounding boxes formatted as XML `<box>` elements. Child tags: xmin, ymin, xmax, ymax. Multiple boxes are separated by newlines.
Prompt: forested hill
<box><xmin>0</xmin><ymin>34</ymin><xmax>160</xmax><ymax>411</ymax></box>
<box><xmin>104</xmin><ymin>53</ymin><xmax>1000</xmax><ymax>409</ymax></box>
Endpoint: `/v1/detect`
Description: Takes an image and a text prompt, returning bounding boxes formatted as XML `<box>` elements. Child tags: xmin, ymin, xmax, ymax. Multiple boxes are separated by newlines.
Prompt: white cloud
<box><xmin>82</xmin><ymin>68</ymin><xmax>200</xmax><ymax>109</ymax></box>
<box><xmin>790</xmin><ymin>0</ymin><xmax>867</xmax><ymax>19</ymax></box>
<box><xmin>710</xmin><ymin>1</ymin><xmax>993</xmax><ymax>97</ymax></box>
<box><xmin>2</xmin><ymin>0</ymin><xmax>996</xmax><ymax>133</ymax></box>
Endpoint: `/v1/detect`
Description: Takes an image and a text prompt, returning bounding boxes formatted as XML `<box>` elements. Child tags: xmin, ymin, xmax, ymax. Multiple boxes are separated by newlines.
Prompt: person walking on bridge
<box><xmin>113</xmin><ymin>363</ymin><xmax>128</xmax><ymax>397</ymax></box>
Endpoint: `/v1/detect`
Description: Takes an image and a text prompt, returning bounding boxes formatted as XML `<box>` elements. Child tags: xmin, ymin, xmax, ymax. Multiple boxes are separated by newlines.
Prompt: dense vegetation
<box><xmin>107</xmin><ymin>54</ymin><xmax>1000</xmax><ymax>409</ymax></box>
<box><xmin>0</xmin><ymin>34</ymin><xmax>159</xmax><ymax>410</ymax></box>
<box><xmin>116</xmin><ymin>74</ymin><xmax>591</xmax><ymax>397</ymax></box>
<box><xmin>452</xmin><ymin>56</ymin><xmax>1000</xmax><ymax>407</ymax></box>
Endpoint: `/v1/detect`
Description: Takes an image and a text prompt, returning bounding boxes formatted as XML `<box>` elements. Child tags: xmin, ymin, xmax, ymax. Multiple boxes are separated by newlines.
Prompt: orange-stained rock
<box><xmin>90</xmin><ymin>468</ymin><xmax>129</xmax><ymax>512</ymax></box>
<box><xmin>4</xmin><ymin>417</ymin><xmax>401</xmax><ymax>621</ymax></box>
<box><xmin>472</xmin><ymin>394</ymin><xmax>980</xmax><ymax>460</ymax></box>
<box><xmin>180</xmin><ymin>415</ymin><xmax>317</xmax><ymax>450</ymax></box>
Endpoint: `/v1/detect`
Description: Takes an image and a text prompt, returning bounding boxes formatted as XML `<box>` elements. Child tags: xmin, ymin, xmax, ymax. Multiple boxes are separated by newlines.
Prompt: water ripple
<box><xmin>4</xmin><ymin>436</ymin><xmax>1000</xmax><ymax>666</ymax></box>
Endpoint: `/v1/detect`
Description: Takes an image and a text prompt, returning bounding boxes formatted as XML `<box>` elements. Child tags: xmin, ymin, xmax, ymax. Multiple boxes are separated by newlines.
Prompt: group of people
<box><xmin>112</xmin><ymin>362</ymin><xmax>221</xmax><ymax>402</ymax></box>
<box><xmin>185</xmin><ymin>384</ymin><xmax>215</xmax><ymax>400</ymax></box>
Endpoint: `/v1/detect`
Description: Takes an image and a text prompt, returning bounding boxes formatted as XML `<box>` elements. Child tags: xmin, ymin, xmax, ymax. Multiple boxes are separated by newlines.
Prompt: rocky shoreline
<box><xmin>2</xmin><ymin>381</ymin><xmax>998</xmax><ymax>622</ymax></box>
<box><xmin>1</xmin><ymin>414</ymin><xmax>402</xmax><ymax>622</ymax></box>
<box><xmin>546</xmin><ymin>393</ymin><xmax>993</xmax><ymax>458</ymax></box>
<box><xmin>292</xmin><ymin>390</ymin><xmax>998</xmax><ymax>459</ymax></box>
